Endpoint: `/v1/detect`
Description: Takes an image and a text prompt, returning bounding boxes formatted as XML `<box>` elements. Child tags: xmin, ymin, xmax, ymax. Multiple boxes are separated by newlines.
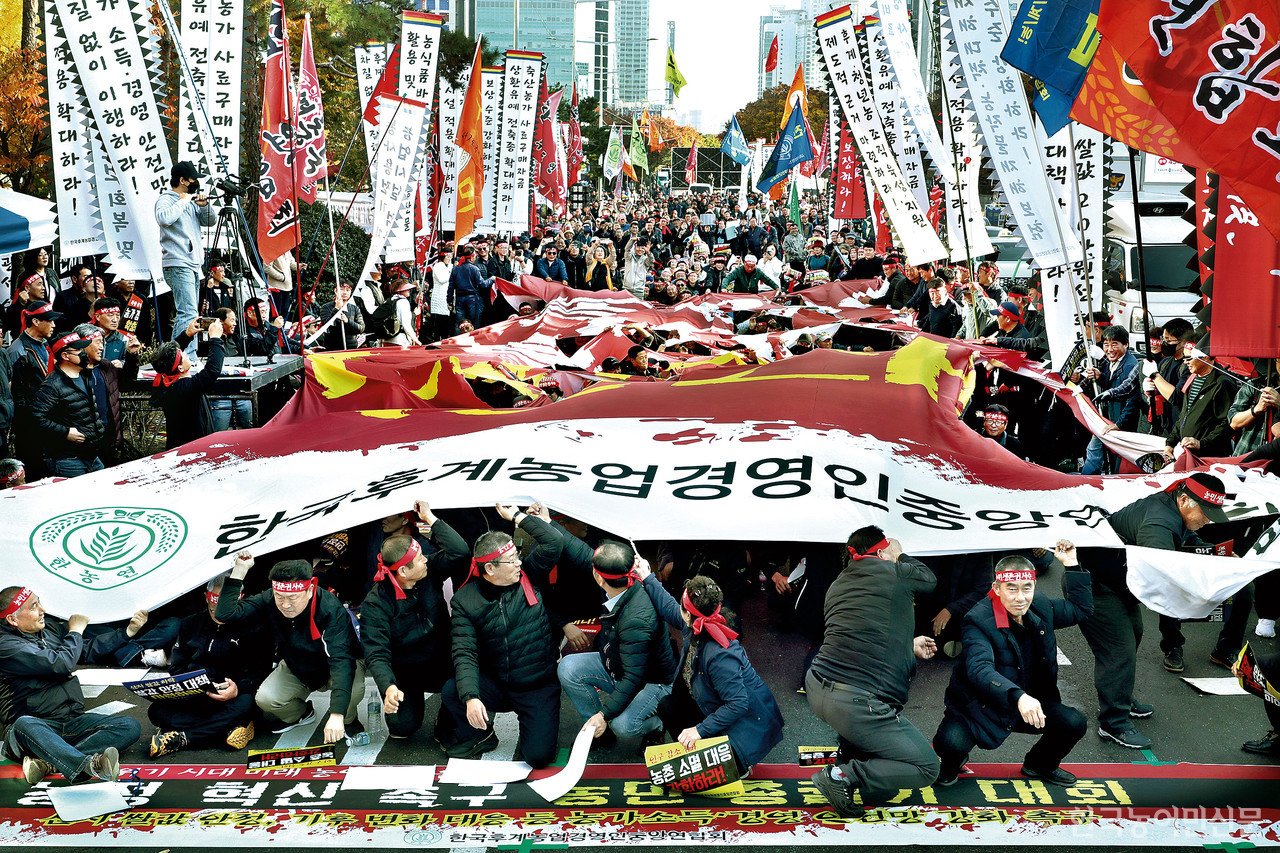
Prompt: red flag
<box><xmin>533</xmin><ymin>73</ymin><xmax>566</xmax><ymax>212</ymax></box>
<box><xmin>765</xmin><ymin>35</ymin><xmax>779</xmax><ymax>73</ymax></box>
<box><xmin>363</xmin><ymin>44</ymin><xmax>401</xmax><ymax>125</ymax></box>
<box><xmin>453</xmin><ymin>39</ymin><xmax>485</xmax><ymax>242</ymax></box>
<box><xmin>427</xmin><ymin>92</ymin><xmax>443</xmax><ymax>234</ymax></box>
<box><xmin>295</xmin><ymin>14</ymin><xmax>328</xmax><ymax>204</ymax></box>
<box><xmin>873</xmin><ymin>192</ymin><xmax>891</xmax><ymax>254</ymax></box>
<box><xmin>684</xmin><ymin>142</ymin><xmax>697</xmax><ymax>185</ymax></box>
<box><xmin>813</xmin><ymin>122</ymin><xmax>830</xmax><ymax>177</ymax></box>
<box><xmin>257</xmin><ymin>0</ymin><xmax>300</xmax><ymax>266</ymax></box>
<box><xmin>1097</xmin><ymin>2</ymin><xmax>1279</xmax><ymax>236</ymax></box>
<box><xmin>414</xmin><ymin>187</ymin><xmax>430</xmax><ymax>270</ymax></box>
<box><xmin>832</xmin><ymin>121</ymin><xmax>865</xmax><ymax>220</ymax></box>
<box><xmin>1209</xmin><ymin>178</ymin><xmax>1280</xmax><ymax>357</ymax></box>
<box><xmin>927</xmin><ymin>182</ymin><xmax>944</xmax><ymax>232</ymax></box>
<box><xmin>567</xmin><ymin>82</ymin><xmax>583</xmax><ymax>188</ymax></box>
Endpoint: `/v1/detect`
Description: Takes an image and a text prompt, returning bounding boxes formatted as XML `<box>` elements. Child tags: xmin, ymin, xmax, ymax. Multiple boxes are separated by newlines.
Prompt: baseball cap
<box><xmin>990</xmin><ymin>301</ymin><xmax>1024</xmax><ymax>322</ymax></box>
<box><xmin>1180</xmin><ymin>473</ymin><xmax>1232</xmax><ymax>524</ymax></box>
<box><xmin>171</xmin><ymin>161</ymin><xmax>202</xmax><ymax>182</ymax></box>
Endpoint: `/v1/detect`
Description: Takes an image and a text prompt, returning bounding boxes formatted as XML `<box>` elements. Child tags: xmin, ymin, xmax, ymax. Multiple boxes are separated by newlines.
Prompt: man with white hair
<box><xmin>725</xmin><ymin>254</ymin><xmax>778</xmax><ymax>325</ymax></box>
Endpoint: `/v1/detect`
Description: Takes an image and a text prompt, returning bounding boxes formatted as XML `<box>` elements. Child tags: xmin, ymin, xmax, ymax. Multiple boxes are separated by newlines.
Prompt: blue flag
<box><xmin>721</xmin><ymin>116</ymin><xmax>751</xmax><ymax>166</ymax></box>
<box><xmin>999</xmin><ymin>0</ymin><xmax>1101</xmax><ymax>136</ymax></box>
<box><xmin>756</xmin><ymin>107</ymin><xmax>814</xmax><ymax>193</ymax></box>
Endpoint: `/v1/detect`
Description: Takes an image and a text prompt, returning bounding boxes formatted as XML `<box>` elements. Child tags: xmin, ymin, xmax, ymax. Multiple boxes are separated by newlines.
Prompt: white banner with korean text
<box><xmin>357</xmin><ymin>97</ymin><xmax>429</xmax><ymax>278</ymax></box>
<box><xmin>438</xmin><ymin>78</ymin><xmax>461</xmax><ymax>231</ymax></box>
<box><xmin>938</xmin><ymin>17</ymin><xmax>994</xmax><ymax>262</ymax></box>
<box><xmin>476</xmin><ymin>67</ymin><xmax>505</xmax><ymax>233</ymax></box>
<box><xmin>495</xmin><ymin>51</ymin><xmax>543</xmax><ymax>234</ymax></box>
<box><xmin>865</xmin><ymin>21</ymin><xmax>931</xmax><ymax>218</ymax></box>
<box><xmin>355</xmin><ymin>41</ymin><xmax>390</xmax><ymax>207</ymax></box>
<box><xmin>390</xmin><ymin>11</ymin><xmax>443</xmax><ymax>263</ymax></box>
<box><xmin>177</xmin><ymin>0</ymin><xmax>243</xmax><ymax>185</ymax></box>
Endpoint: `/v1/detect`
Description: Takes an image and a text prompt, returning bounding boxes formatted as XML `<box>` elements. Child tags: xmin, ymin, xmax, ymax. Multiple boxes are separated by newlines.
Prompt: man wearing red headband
<box><xmin>1078</xmin><ymin>472</ymin><xmax>1234</xmax><ymax>749</ymax></box>
<box><xmin>440</xmin><ymin>507</ymin><xmax>564</xmax><ymax>768</ymax></box>
<box><xmin>805</xmin><ymin>526</ymin><xmax>940</xmax><ymax>817</ymax></box>
<box><xmin>146</xmin><ymin>572</ymin><xmax>271</xmax><ymax>758</ymax></box>
<box><xmin>7</xmin><ymin>299</ymin><xmax>60</xmax><ymax>477</ymax></box>
<box><xmin>31</xmin><ymin>333</ymin><xmax>105</xmax><ymax>478</ymax></box>
<box><xmin>0</xmin><ymin>586</ymin><xmax>144</xmax><ymax>785</ymax></box>
<box><xmin>215</xmin><ymin>552</ymin><xmax>365</xmax><ymax>745</ymax></box>
<box><xmin>933</xmin><ymin>544</ymin><xmax>1093</xmax><ymax>786</ymax></box>
<box><xmin>558</xmin><ymin>542</ymin><xmax>677</xmax><ymax>751</ymax></box>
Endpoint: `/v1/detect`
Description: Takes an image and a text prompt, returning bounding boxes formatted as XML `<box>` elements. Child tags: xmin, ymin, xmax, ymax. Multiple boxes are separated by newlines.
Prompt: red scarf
<box><xmin>152</xmin><ymin>348</ymin><xmax>185</xmax><ymax>387</ymax></box>
<box><xmin>373</xmin><ymin>539</ymin><xmax>421</xmax><ymax>601</ymax></box>
<box><xmin>682</xmin><ymin>589</ymin><xmax>738</xmax><ymax>649</ymax></box>
<box><xmin>987</xmin><ymin>589</ymin><xmax>1011</xmax><ymax>629</ymax></box>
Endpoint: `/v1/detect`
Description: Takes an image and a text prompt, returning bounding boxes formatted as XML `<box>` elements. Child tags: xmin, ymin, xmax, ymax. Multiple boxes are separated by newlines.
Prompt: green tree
<box><xmin>726</xmin><ymin>84</ymin><xmax>828</xmax><ymax>144</ymax></box>
<box><xmin>437</xmin><ymin>27</ymin><xmax>500</xmax><ymax>88</ymax></box>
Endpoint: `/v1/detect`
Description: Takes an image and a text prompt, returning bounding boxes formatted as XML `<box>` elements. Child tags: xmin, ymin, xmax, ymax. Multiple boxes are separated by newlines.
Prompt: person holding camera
<box><xmin>149</xmin><ymin>317</ymin><xmax>226</xmax><ymax>449</ymax></box>
<box><xmin>155</xmin><ymin>162</ymin><xmax>215</xmax><ymax>360</ymax></box>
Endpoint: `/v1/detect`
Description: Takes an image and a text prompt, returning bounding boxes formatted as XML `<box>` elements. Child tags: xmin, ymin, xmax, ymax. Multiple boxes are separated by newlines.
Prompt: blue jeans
<box><xmin>206</xmin><ymin>397</ymin><xmax>254</xmax><ymax>432</ymax></box>
<box><xmin>557</xmin><ymin>652</ymin><xmax>670</xmax><ymax>738</ymax></box>
<box><xmin>3</xmin><ymin>713</ymin><xmax>141</xmax><ymax>781</ymax></box>
<box><xmin>164</xmin><ymin>266</ymin><xmax>200</xmax><ymax>358</ymax></box>
<box><xmin>46</xmin><ymin>456</ymin><xmax>104</xmax><ymax>478</ymax></box>
<box><xmin>455</xmin><ymin>294</ymin><xmax>484</xmax><ymax>328</ymax></box>
<box><xmin>1081</xmin><ymin>435</ymin><xmax>1112</xmax><ymax>475</ymax></box>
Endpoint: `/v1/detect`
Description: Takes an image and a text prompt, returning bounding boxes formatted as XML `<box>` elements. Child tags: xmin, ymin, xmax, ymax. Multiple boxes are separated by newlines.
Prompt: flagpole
<box><xmin>285</xmin><ymin>12</ymin><xmax>303</xmax><ymax>333</ymax></box>
<box><xmin>1128</xmin><ymin>145</ymin><xmax>1153</xmax><ymax>358</ymax></box>
<box><xmin>1064</xmin><ymin>124</ymin><xmax>1096</xmax><ymax>376</ymax></box>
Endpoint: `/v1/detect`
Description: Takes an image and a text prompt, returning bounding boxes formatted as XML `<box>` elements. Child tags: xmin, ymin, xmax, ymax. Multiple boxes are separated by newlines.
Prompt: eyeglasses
<box><xmin>495</xmin><ymin>557</ymin><xmax>522</xmax><ymax>565</ymax></box>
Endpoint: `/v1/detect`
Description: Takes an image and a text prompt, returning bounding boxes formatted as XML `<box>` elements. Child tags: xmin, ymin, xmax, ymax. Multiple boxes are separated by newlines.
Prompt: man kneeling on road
<box><xmin>932</xmin><ymin>543</ymin><xmax>1093</xmax><ymax>786</ymax></box>
<box><xmin>215</xmin><ymin>552</ymin><xmax>365</xmax><ymax>743</ymax></box>
<box><xmin>0</xmin><ymin>586</ymin><xmax>146</xmax><ymax>784</ymax></box>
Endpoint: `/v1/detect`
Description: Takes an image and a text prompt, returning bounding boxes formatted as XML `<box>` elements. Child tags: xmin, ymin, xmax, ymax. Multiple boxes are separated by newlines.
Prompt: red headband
<box><xmin>465</xmin><ymin>541</ymin><xmax>537</xmax><ymax>607</ymax></box>
<box><xmin>0</xmin><ymin>463</ymin><xmax>24</xmax><ymax>486</ymax></box>
<box><xmin>995</xmin><ymin>569</ymin><xmax>1036</xmax><ymax>583</ymax></box>
<box><xmin>48</xmin><ymin>334</ymin><xmax>82</xmax><ymax>373</ymax></box>
<box><xmin>1</xmin><ymin>587</ymin><xmax>33</xmax><ymax>619</ymax></box>
<box><xmin>93</xmin><ymin>306</ymin><xmax>121</xmax><ymax>317</ymax></box>
<box><xmin>847</xmin><ymin>539</ymin><xmax>889</xmax><ymax>561</ymax></box>
<box><xmin>152</xmin><ymin>347</ymin><xmax>186</xmax><ymax>387</ymax></box>
<box><xmin>682</xmin><ymin>588</ymin><xmax>738</xmax><ymax>649</ymax></box>
<box><xmin>21</xmin><ymin>303</ymin><xmax>54</xmax><ymax>326</ymax></box>
<box><xmin>271</xmin><ymin>578</ymin><xmax>321</xmax><ymax>639</ymax></box>
<box><xmin>373</xmin><ymin>539</ymin><xmax>422</xmax><ymax>601</ymax></box>
<box><xmin>1168</xmin><ymin>476</ymin><xmax>1228</xmax><ymax>506</ymax></box>
<box><xmin>205</xmin><ymin>589</ymin><xmax>242</xmax><ymax>607</ymax></box>
<box><xmin>983</xmin><ymin>412</ymin><xmax>1009</xmax><ymax>423</ymax></box>
<box><xmin>593</xmin><ymin>548</ymin><xmax>640</xmax><ymax>588</ymax></box>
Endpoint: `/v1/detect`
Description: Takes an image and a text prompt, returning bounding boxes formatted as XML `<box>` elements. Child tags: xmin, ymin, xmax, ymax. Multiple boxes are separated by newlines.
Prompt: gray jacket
<box><xmin>155</xmin><ymin>190</ymin><xmax>215</xmax><ymax>271</ymax></box>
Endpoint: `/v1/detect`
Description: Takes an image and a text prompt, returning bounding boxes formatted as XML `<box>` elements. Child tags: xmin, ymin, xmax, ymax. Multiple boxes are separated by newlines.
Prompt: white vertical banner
<box><xmin>438</xmin><ymin>79</ymin><xmax>461</xmax><ymax>232</ymax></box>
<box><xmin>355</xmin><ymin>42</ymin><xmax>390</xmax><ymax>192</ymax></box>
<box><xmin>816</xmin><ymin>6</ymin><xmax>946</xmax><ymax>264</ymax></box>
<box><xmin>357</xmin><ymin>97</ymin><xmax>430</xmax><ymax>283</ymax></box>
<box><xmin>942</xmin><ymin>0</ymin><xmax>1081</xmax><ymax>270</ymax></box>
<box><xmin>89</xmin><ymin>124</ymin><xmax>155</xmax><ymax>281</ymax></box>
<box><xmin>388</xmin><ymin>12</ymin><xmax>443</xmax><ymax>262</ymax></box>
<box><xmin>938</xmin><ymin>11</ymin><xmax>994</xmax><ymax>262</ymax></box>
<box><xmin>1039</xmin><ymin>122</ymin><xmax>1105</xmax><ymax>366</ymax></box>
<box><xmin>54</xmin><ymin>0</ymin><xmax>171</xmax><ymax>279</ymax></box>
<box><xmin>177</xmin><ymin>0</ymin><xmax>242</xmax><ymax>181</ymax></box>
<box><xmin>865</xmin><ymin>21</ymin><xmax>931</xmax><ymax>217</ymax></box>
<box><xmin>476</xmin><ymin>67</ymin><xmax>505</xmax><ymax>233</ymax></box>
<box><xmin>495</xmin><ymin>51</ymin><xmax>543</xmax><ymax>234</ymax></box>
<box><xmin>44</xmin><ymin>0</ymin><xmax>105</xmax><ymax>258</ymax></box>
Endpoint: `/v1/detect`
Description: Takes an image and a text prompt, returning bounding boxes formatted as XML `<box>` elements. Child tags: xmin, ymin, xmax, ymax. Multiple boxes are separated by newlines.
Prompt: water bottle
<box><xmin>345</xmin><ymin>731</ymin><xmax>369</xmax><ymax>747</ymax></box>
<box><xmin>367</xmin><ymin>697</ymin><xmax>382</xmax><ymax>734</ymax></box>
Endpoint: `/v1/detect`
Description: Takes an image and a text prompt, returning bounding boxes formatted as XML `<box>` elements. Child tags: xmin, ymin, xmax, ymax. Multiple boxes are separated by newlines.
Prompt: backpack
<box><xmin>368</xmin><ymin>297</ymin><xmax>402</xmax><ymax>339</ymax></box>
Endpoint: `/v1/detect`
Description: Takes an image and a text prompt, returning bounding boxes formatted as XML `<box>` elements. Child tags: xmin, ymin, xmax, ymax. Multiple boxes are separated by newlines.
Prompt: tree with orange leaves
<box><xmin>0</xmin><ymin>47</ymin><xmax>49</xmax><ymax>193</ymax></box>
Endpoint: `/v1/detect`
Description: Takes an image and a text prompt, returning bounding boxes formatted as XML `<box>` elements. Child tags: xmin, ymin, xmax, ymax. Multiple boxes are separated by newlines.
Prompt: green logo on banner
<box><xmin>30</xmin><ymin>507</ymin><xmax>187</xmax><ymax>590</ymax></box>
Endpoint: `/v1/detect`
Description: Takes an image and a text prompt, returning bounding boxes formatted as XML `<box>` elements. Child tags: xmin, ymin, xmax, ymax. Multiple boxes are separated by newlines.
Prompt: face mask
<box><xmin>1161</xmin><ymin>342</ymin><xmax>1178</xmax><ymax>357</ymax></box>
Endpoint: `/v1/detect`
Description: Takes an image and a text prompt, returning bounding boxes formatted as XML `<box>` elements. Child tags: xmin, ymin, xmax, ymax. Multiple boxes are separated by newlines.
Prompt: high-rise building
<box><xmin>477</xmin><ymin>0</ymin><xmax>576</xmax><ymax>88</ymax></box>
<box><xmin>757</xmin><ymin>6</ymin><xmax>807</xmax><ymax>98</ymax></box>
<box><xmin>614</xmin><ymin>0</ymin><xmax>649</xmax><ymax>105</ymax></box>
<box><xmin>449</xmin><ymin>0</ymin><xmax>476</xmax><ymax>36</ymax></box>
<box><xmin>591</xmin><ymin>0</ymin><xmax>617</xmax><ymax>107</ymax></box>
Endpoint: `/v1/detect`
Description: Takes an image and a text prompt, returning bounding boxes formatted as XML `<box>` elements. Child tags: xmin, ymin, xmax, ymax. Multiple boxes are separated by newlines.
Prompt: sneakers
<box><xmin>1256</xmin><ymin>618</ymin><xmax>1276</xmax><ymax>639</ymax></box>
<box><xmin>226</xmin><ymin>721</ymin><xmax>255</xmax><ymax>750</ymax></box>
<box><xmin>139</xmin><ymin>648</ymin><xmax>170</xmax><ymax>667</ymax></box>
<box><xmin>810</xmin><ymin>767</ymin><xmax>864</xmax><ymax>818</ymax></box>
<box><xmin>87</xmin><ymin>747</ymin><xmax>120</xmax><ymax>782</ymax></box>
<box><xmin>942</xmin><ymin>641</ymin><xmax>963</xmax><ymax>659</ymax></box>
<box><xmin>444</xmin><ymin>728</ymin><xmax>498</xmax><ymax>759</ymax></box>
<box><xmin>269</xmin><ymin>701</ymin><xmax>317</xmax><ymax>734</ymax></box>
<box><xmin>1242</xmin><ymin>730</ymin><xmax>1280</xmax><ymax>756</ymax></box>
<box><xmin>640</xmin><ymin>728</ymin><xmax>666</xmax><ymax>752</ymax></box>
<box><xmin>1020</xmin><ymin>765</ymin><xmax>1078</xmax><ymax>786</ymax></box>
<box><xmin>1162</xmin><ymin>647</ymin><xmax>1185</xmax><ymax>673</ymax></box>
<box><xmin>22</xmin><ymin>756</ymin><xmax>54</xmax><ymax>785</ymax></box>
<box><xmin>1129</xmin><ymin>701</ymin><xmax>1155</xmax><ymax>719</ymax></box>
<box><xmin>1098</xmin><ymin>726</ymin><xmax>1152</xmax><ymax>750</ymax></box>
<box><xmin>1209</xmin><ymin>648</ymin><xmax>1238</xmax><ymax>670</ymax></box>
<box><xmin>933</xmin><ymin>769</ymin><xmax>961</xmax><ymax>787</ymax></box>
<box><xmin>149</xmin><ymin>730</ymin><xmax>188</xmax><ymax>758</ymax></box>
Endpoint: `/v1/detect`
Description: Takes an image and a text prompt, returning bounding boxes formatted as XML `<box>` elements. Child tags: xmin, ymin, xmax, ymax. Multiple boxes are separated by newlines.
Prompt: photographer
<box><xmin>155</xmin><ymin>162</ymin><xmax>215</xmax><ymax>360</ymax></box>
<box><xmin>149</xmin><ymin>317</ymin><xmax>226</xmax><ymax>449</ymax></box>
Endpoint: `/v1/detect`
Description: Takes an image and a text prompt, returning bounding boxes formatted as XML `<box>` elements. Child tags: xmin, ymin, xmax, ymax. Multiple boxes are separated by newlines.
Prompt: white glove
<box><xmin>1141</xmin><ymin>359</ymin><xmax>1159</xmax><ymax>377</ymax></box>
<box><xmin>1143</xmin><ymin>377</ymin><xmax>1156</xmax><ymax>393</ymax></box>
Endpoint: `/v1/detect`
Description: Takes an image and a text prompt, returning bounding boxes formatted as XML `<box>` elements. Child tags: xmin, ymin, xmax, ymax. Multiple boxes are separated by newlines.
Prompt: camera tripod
<box><xmin>207</xmin><ymin>193</ymin><xmax>269</xmax><ymax>368</ymax></box>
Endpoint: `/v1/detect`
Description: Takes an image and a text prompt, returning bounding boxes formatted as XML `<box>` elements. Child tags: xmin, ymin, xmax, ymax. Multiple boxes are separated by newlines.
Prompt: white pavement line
<box><xmin>273</xmin><ymin>692</ymin><xmax>331</xmax><ymax>749</ymax></box>
<box><xmin>342</xmin><ymin>676</ymin><xmax>388</xmax><ymax>766</ymax></box>
<box><xmin>82</xmin><ymin>686</ymin><xmax>107</xmax><ymax>699</ymax></box>
<box><xmin>90</xmin><ymin>700</ymin><xmax>135</xmax><ymax>716</ymax></box>
<box><xmin>77</xmin><ymin>669</ymin><xmax>150</xmax><ymax>686</ymax></box>
<box><xmin>490</xmin><ymin>712</ymin><xmax>520</xmax><ymax>762</ymax></box>
<box><xmin>1057</xmin><ymin>648</ymin><xmax>1071</xmax><ymax>666</ymax></box>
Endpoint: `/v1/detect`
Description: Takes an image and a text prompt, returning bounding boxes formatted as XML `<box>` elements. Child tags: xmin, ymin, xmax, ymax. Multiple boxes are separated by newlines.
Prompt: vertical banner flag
<box><xmin>477</xmin><ymin>67</ymin><xmax>505</xmax><ymax>231</ymax></box>
<box><xmin>177</xmin><ymin>0</ymin><xmax>243</xmax><ymax>191</ymax></box>
<box><xmin>1000</xmin><ymin>0</ymin><xmax>1101</xmax><ymax>137</ymax></box>
<box><xmin>358</xmin><ymin>96</ymin><xmax>430</xmax><ymax>286</ymax></box>
<box><xmin>648</xmin><ymin>113</ymin><xmax>662</xmax><ymax>151</ymax></box>
<box><xmin>757</xmin><ymin>105</ymin><xmax>815</xmax><ymax>192</ymax></box>
<box><xmin>257</xmin><ymin>0</ymin><xmax>299</xmax><ymax>266</ymax></box>
<box><xmin>781</xmin><ymin>64</ymin><xmax>809</xmax><ymax>128</ymax></box>
<box><xmin>832</xmin><ymin>120</ymin><xmax>866</xmax><ymax>220</ymax></box>
<box><xmin>295</xmin><ymin>14</ymin><xmax>328</xmax><ymax>204</ymax></box>
<box><xmin>427</xmin><ymin>95</ymin><xmax>443</xmax><ymax>234</ymax></box>
<box><xmin>454</xmin><ymin>40</ymin><xmax>485</xmax><ymax>243</ymax></box>
<box><xmin>816</xmin><ymin>5</ymin><xmax>947</xmax><ymax>263</ymax></box>
<box><xmin>393</xmin><ymin>11</ymin><xmax>443</xmax><ymax>261</ymax></box>
<box><xmin>495</xmin><ymin>51</ymin><xmax>543</xmax><ymax>234</ymax></box>
<box><xmin>534</xmin><ymin>79</ymin><xmax>567</xmax><ymax>210</ymax></box>
<box><xmin>938</xmin><ymin>15</ymin><xmax>995</xmax><ymax>262</ymax></box>
<box><xmin>864</xmin><ymin>20</ymin><xmax>931</xmax><ymax>217</ymax></box>
<box><xmin>1211</xmin><ymin>179</ymin><xmax>1280</xmax><ymax>357</ymax></box>
<box><xmin>44</xmin><ymin>1</ymin><xmax>105</xmax><ymax>259</ymax></box>
<box><xmin>765</xmin><ymin>34</ymin><xmax>779</xmax><ymax>72</ymax></box>
<box><xmin>1098</xmin><ymin>0</ymin><xmax>1280</xmax><ymax>240</ymax></box>
<box><xmin>942</xmin><ymin>0</ymin><xmax>1081</xmax><ymax>270</ymax></box>
<box><xmin>354</xmin><ymin>43</ymin><xmax>390</xmax><ymax>191</ymax></box>
<box><xmin>813</xmin><ymin>122</ymin><xmax>831</xmax><ymax>177</ymax></box>
<box><xmin>628</xmin><ymin>114</ymin><xmax>649</xmax><ymax>174</ymax></box>
<box><xmin>666</xmin><ymin>48</ymin><xmax>687</xmax><ymax>96</ymax></box>
<box><xmin>438</xmin><ymin>78</ymin><xmax>461</xmax><ymax>231</ymax></box>
<box><xmin>53</xmin><ymin>0</ymin><xmax>171</xmax><ymax>280</ymax></box>
<box><xmin>567</xmin><ymin>82</ymin><xmax>584</xmax><ymax>187</ymax></box>
<box><xmin>603</xmin><ymin>125</ymin><xmax>623</xmax><ymax>181</ymax></box>
<box><xmin>722</xmin><ymin>117</ymin><xmax>751</xmax><ymax>166</ymax></box>
<box><xmin>1039</xmin><ymin>122</ymin><xmax>1104</xmax><ymax>366</ymax></box>
<box><xmin>685</xmin><ymin>142</ymin><xmax>698</xmax><ymax>185</ymax></box>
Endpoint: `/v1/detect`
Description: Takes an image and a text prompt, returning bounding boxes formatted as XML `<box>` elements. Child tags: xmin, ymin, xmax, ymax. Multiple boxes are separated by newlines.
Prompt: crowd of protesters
<box><xmin>2</xmin><ymin>179</ymin><xmax>1279</xmax><ymax>803</ymax></box>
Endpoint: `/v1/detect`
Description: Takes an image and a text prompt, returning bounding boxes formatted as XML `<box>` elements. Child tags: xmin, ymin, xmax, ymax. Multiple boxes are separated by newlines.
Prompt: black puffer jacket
<box><xmin>595</xmin><ymin>582</ymin><xmax>678</xmax><ymax>719</ymax></box>
<box><xmin>215</xmin><ymin>578</ymin><xmax>362</xmax><ymax>714</ymax></box>
<box><xmin>169</xmin><ymin>609</ymin><xmax>274</xmax><ymax>695</ymax></box>
<box><xmin>0</xmin><ymin>618</ymin><xmax>132</xmax><ymax>729</ymax></box>
<box><xmin>361</xmin><ymin>519</ymin><xmax>469</xmax><ymax>695</ymax></box>
<box><xmin>31</xmin><ymin>368</ymin><xmax>105</xmax><ymax>459</ymax></box>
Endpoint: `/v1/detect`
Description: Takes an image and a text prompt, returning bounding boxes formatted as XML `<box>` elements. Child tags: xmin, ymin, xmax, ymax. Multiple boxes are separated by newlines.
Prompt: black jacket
<box><xmin>1166</xmin><ymin>367</ymin><xmax>1235</xmax><ymax>456</ymax></box>
<box><xmin>151</xmin><ymin>331</ymin><xmax>225</xmax><ymax>449</ymax></box>
<box><xmin>169</xmin><ymin>609</ymin><xmax>274</xmax><ymax>695</ymax></box>
<box><xmin>0</xmin><ymin>618</ymin><xmax>133</xmax><ymax>728</ymax></box>
<box><xmin>943</xmin><ymin>570</ymin><xmax>1093</xmax><ymax>749</ymax></box>
<box><xmin>594</xmin><ymin>582</ymin><xmax>678</xmax><ymax>719</ymax></box>
<box><xmin>215</xmin><ymin>577</ymin><xmax>362</xmax><ymax>713</ymax></box>
<box><xmin>563</xmin><ymin>254</ymin><xmax>588</xmax><ymax>290</ymax></box>
<box><xmin>31</xmin><ymin>368</ymin><xmax>105</xmax><ymax>459</ymax></box>
<box><xmin>918</xmin><ymin>300</ymin><xmax>963</xmax><ymax>339</ymax></box>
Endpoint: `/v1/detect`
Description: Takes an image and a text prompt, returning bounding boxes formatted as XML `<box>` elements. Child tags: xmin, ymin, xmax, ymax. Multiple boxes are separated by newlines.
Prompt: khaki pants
<box><xmin>256</xmin><ymin>659</ymin><xmax>366</xmax><ymax>725</ymax></box>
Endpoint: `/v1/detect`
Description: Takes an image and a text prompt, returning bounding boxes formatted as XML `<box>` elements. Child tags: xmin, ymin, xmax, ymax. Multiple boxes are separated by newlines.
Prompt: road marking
<box><xmin>90</xmin><ymin>701</ymin><xmax>135</xmax><ymax>716</ymax></box>
<box><xmin>273</xmin><ymin>693</ymin><xmax>330</xmax><ymax>750</ymax></box>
